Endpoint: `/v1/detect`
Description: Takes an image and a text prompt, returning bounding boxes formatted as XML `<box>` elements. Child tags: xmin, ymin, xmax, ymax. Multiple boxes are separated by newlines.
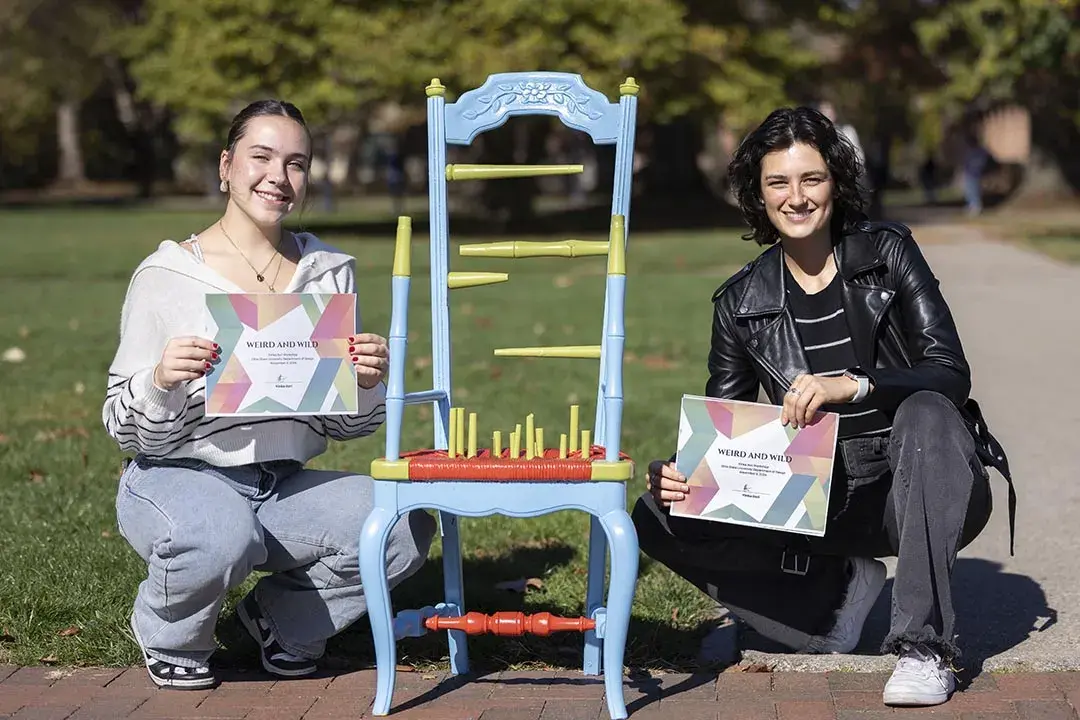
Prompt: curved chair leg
<box><xmin>599</xmin><ymin>507</ymin><xmax>639</xmax><ymax>720</ymax></box>
<box><xmin>440</xmin><ymin>510</ymin><xmax>469</xmax><ymax>675</ymax></box>
<box><xmin>359</xmin><ymin>504</ymin><xmax>400</xmax><ymax>716</ymax></box>
<box><xmin>583</xmin><ymin>515</ymin><xmax>607</xmax><ymax>675</ymax></box>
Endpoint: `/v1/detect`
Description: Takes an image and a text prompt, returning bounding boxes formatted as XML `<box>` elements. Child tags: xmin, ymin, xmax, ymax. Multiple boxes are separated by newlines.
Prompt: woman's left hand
<box><xmin>349</xmin><ymin>333</ymin><xmax>389</xmax><ymax>389</ymax></box>
<box><xmin>781</xmin><ymin>373</ymin><xmax>860</xmax><ymax>428</ymax></box>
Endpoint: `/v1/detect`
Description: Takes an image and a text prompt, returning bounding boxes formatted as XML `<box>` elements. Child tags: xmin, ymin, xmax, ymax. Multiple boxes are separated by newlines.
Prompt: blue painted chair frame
<box><xmin>359</xmin><ymin>72</ymin><xmax>640</xmax><ymax>719</ymax></box>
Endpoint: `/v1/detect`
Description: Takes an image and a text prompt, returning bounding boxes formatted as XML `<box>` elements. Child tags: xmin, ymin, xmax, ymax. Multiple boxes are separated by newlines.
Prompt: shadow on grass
<box><xmin>213</xmin><ymin>539</ymin><xmax>722</xmax><ymax>685</ymax></box>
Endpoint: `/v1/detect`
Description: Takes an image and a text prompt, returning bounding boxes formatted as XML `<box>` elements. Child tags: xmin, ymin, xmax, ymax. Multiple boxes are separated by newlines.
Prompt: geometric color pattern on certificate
<box><xmin>669</xmin><ymin>394</ymin><xmax>839</xmax><ymax>536</ymax></box>
<box><xmin>204</xmin><ymin>293</ymin><xmax>358</xmax><ymax>416</ymax></box>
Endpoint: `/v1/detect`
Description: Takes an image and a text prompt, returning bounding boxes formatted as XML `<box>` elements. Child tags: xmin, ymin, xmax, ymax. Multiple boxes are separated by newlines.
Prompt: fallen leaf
<box><xmin>101</xmin><ymin>530</ymin><xmax>113</xmax><ymax>538</ymax></box>
<box><xmin>671</xmin><ymin>607</ymin><xmax>679</xmax><ymax>623</ymax></box>
<box><xmin>495</xmin><ymin>577</ymin><xmax>544</xmax><ymax>593</ymax></box>
<box><xmin>532</xmin><ymin>323</ymin><xmax>546</xmax><ymax>336</ymax></box>
<box><xmin>553</xmin><ymin>275</ymin><xmax>573</xmax><ymax>288</ymax></box>
<box><xmin>739</xmin><ymin>662</ymin><xmax>773</xmax><ymax>673</ymax></box>
<box><xmin>395</xmin><ymin>664</ymin><xmax>415</xmax><ymax>672</ymax></box>
<box><xmin>474</xmin><ymin>316</ymin><xmax>493</xmax><ymax>329</ymax></box>
<box><xmin>2</xmin><ymin>347</ymin><xmax>26</xmax><ymax>363</ymax></box>
<box><xmin>18</xmin><ymin>326</ymin><xmax>29</xmax><ymax>338</ymax></box>
<box><xmin>74</xmin><ymin>382</ymin><xmax>85</xmax><ymax>395</ymax></box>
<box><xmin>68</xmin><ymin>319</ymin><xmax>80</xmax><ymax>331</ymax></box>
<box><xmin>460</xmin><ymin>303</ymin><xmax>474</xmax><ymax>316</ymax></box>
<box><xmin>58</xmin><ymin>626</ymin><xmax>81</xmax><ymax>637</ymax></box>
<box><xmin>412</xmin><ymin>356</ymin><xmax>432</xmax><ymax>371</ymax></box>
<box><xmin>488</xmin><ymin>365</ymin><xmax>503</xmax><ymax>380</ymax></box>
<box><xmin>29</xmin><ymin>470</ymin><xmax>45</xmax><ymax>483</ymax></box>
<box><xmin>643</xmin><ymin>355</ymin><xmax>677</xmax><ymax>370</ymax></box>
<box><xmin>0</xmin><ymin>433</ymin><xmax>8</xmax><ymax>444</ymax></box>
<box><xmin>39</xmin><ymin>655</ymin><xmax>59</xmax><ymax>665</ymax></box>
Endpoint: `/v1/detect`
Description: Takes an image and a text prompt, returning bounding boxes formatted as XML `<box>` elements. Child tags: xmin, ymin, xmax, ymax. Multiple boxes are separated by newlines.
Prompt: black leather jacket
<box><xmin>706</xmin><ymin>220</ymin><xmax>1015</xmax><ymax>549</ymax></box>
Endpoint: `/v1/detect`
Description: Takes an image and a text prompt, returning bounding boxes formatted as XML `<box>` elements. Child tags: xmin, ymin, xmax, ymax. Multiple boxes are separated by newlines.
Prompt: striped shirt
<box><xmin>784</xmin><ymin>264</ymin><xmax>891</xmax><ymax>439</ymax></box>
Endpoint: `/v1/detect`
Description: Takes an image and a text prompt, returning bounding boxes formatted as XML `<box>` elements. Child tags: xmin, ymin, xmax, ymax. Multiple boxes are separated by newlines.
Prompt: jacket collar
<box><xmin>734</xmin><ymin>225</ymin><xmax>887</xmax><ymax>318</ymax></box>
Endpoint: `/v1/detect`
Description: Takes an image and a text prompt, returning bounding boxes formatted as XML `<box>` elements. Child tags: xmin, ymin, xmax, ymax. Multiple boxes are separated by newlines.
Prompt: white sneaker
<box><xmin>802</xmin><ymin>557</ymin><xmax>887</xmax><ymax>654</ymax></box>
<box><xmin>883</xmin><ymin>643</ymin><xmax>956</xmax><ymax>706</ymax></box>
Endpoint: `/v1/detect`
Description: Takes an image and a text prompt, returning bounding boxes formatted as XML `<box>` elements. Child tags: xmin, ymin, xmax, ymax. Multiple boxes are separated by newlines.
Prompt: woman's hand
<box><xmin>781</xmin><ymin>373</ymin><xmax>860</xmax><ymax>428</ymax></box>
<box><xmin>154</xmin><ymin>337</ymin><xmax>219</xmax><ymax>390</ymax></box>
<box><xmin>646</xmin><ymin>459</ymin><xmax>689</xmax><ymax>509</ymax></box>
<box><xmin>349</xmin><ymin>333</ymin><xmax>389</xmax><ymax>389</ymax></box>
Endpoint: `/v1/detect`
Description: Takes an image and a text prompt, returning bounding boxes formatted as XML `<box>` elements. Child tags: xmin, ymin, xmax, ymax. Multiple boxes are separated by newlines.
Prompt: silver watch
<box><xmin>843</xmin><ymin>370</ymin><xmax>871</xmax><ymax>403</ymax></box>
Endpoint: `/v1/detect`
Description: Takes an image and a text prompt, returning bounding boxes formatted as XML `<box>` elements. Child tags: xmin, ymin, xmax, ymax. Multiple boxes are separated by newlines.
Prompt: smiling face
<box><xmin>220</xmin><ymin>115</ymin><xmax>311</xmax><ymax>229</ymax></box>
<box><xmin>760</xmin><ymin>142</ymin><xmax>835</xmax><ymax>243</ymax></box>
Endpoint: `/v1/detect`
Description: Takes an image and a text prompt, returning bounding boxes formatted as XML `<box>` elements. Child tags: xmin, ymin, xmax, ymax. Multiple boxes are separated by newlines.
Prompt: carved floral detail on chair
<box><xmin>462</xmin><ymin>81</ymin><xmax>604</xmax><ymax>121</ymax></box>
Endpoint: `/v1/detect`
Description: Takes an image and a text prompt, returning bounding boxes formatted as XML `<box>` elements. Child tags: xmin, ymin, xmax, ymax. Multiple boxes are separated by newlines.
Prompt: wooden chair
<box><xmin>359</xmin><ymin>71</ymin><xmax>641</xmax><ymax>719</ymax></box>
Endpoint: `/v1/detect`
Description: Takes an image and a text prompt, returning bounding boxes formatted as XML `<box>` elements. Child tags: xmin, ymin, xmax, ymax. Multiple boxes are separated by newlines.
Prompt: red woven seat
<box><xmin>373</xmin><ymin>445</ymin><xmax>633</xmax><ymax>482</ymax></box>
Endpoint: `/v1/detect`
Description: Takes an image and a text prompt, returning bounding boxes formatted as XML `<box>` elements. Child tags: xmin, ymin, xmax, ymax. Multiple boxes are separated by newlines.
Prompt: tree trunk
<box><xmin>56</xmin><ymin>98</ymin><xmax>85</xmax><ymax>186</ymax></box>
<box><xmin>107</xmin><ymin>57</ymin><xmax>156</xmax><ymax>198</ymax></box>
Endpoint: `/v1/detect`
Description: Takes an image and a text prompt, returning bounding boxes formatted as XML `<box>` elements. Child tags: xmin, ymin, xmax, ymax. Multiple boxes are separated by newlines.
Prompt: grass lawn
<box><xmin>0</xmin><ymin>205</ymin><xmax>761</xmax><ymax>673</ymax></box>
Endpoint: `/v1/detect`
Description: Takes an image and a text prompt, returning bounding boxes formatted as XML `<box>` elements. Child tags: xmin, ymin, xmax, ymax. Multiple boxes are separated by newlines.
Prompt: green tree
<box><xmin>914</xmin><ymin>0</ymin><xmax>1080</xmax><ymax>193</ymax></box>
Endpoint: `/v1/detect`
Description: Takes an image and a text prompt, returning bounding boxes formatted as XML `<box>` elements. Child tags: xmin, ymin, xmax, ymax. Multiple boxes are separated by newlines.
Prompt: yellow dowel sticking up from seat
<box><xmin>559</xmin><ymin>434</ymin><xmax>567</xmax><ymax>459</ymax></box>
<box><xmin>535</xmin><ymin>428</ymin><xmax>544</xmax><ymax>458</ymax></box>
<box><xmin>569</xmin><ymin>405</ymin><xmax>579</xmax><ymax>453</ymax></box>
<box><xmin>511</xmin><ymin>424</ymin><xmax>522</xmax><ymax>458</ymax></box>
<box><xmin>525</xmin><ymin>414</ymin><xmax>535</xmax><ymax>460</ymax></box>
<box><xmin>448</xmin><ymin>407</ymin><xmax>458</xmax><ymax>457</ymax></box>
<box><xmin>493</xmin><ymin>346</ymin><xmax>601</xmax><ymax>359</ymax></box>
<box><xmin>446</xmin><ymin>164</ymin><xmax>583</xmax><ymax>181</ymax></box>
<box><xmin>467</xmin><ymin>412</ymin><xmax>477</xmax><ymax>458</ymax></box>
<box><xmin>456</xmin><ymin>408</ymin><xmax>465</xmax><ymax>459</ymax></box>
<box><xmin>392</xmin><ymin>216</ymin><xmax>412</xmax><ymax>277</ymax></box>
<box><xmin>581</xmin><ymin>430</ymin><xmax>591</xmax><ymax>456</ymax></box>
<box><xmin>459</xmin><ymin>239</ymin><xmax>609</xmax><ymax>259</ymax></box>
<box><xmin>493</xmin><ymin>430</ymin><xmax>502</xmax><ymax>457</ymax></box>
<box><xmin>607</xmin><ymin>214</ymin><xmax>626</xmax><ymax>276</ymax></box>
<box><xmin>447</xmin><ymin>272</ymin><xmax>509</xmax><ymax>289</ymax></box>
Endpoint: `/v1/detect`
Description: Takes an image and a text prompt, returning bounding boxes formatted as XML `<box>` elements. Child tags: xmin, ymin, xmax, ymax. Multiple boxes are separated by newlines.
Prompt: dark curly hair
<box><xmin>727</xmin><ymin>106</ymin><xmax>866</xmax><ymax>246</ymax></box>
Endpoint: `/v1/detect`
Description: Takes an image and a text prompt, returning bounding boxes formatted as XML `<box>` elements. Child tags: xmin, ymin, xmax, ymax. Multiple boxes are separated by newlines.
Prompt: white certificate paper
<box><xmin>669</xmin><ymin>395</ymin><xmax>840</xmax><ymax>536</ymax></box>
<box><xmin>203</xmin><ymin>293</ymin><xmax>358</xmax><ymax>416</ymax></box>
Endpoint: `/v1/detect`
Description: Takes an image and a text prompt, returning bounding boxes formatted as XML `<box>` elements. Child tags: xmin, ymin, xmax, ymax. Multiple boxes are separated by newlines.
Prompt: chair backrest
<box><xmin>416</xmin><ymin>71</ymin><xmax>639</xmax><ymax>460</ymax></box>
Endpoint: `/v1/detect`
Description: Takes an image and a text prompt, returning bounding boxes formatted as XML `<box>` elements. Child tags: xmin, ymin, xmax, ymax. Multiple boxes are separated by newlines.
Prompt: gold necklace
<box><xmin>266</xmin><ymin>251</ymin><xmax>285</xmax><ymax>293</ymax></box>
<box><xmin>219</xmin><ymin>220</ymin><xmax>280</xmax><ymax>286</ymax></box>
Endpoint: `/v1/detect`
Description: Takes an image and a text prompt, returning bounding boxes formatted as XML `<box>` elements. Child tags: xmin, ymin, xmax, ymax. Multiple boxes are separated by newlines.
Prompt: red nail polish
<box><xmin>211</xmin><ymin>353</ymin><xmax>219</xmax><ymax>360</ymax></box>
<box><xmin>213</xmin><ymin>343</ymin><xmax>220</xmax><ymax>350</ymax></box>
<box><xmin>205</xmin><ymin>361</ymin><xmax>212</xmax><ymax>370</ymax></box>
<box><xmin>351</xmin><ymin>356</ymin><xmax>359</xmax><ymax>363</ymax></box>
<box><xmin>348</xmin><ymin>336</ymin><xmax>355</xmax><ymax>343</ymax></box>
<box><xmin>348</xmin><ymin>346</ymin><xmax>355</xmax><ymax>353</ymax></box>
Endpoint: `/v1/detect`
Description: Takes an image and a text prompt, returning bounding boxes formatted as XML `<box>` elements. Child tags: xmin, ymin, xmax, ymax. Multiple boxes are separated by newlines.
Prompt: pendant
<box><xmin>256</xmin><ymin>274</ymin><xmax>265</xmax><ymax>282</ymax></box>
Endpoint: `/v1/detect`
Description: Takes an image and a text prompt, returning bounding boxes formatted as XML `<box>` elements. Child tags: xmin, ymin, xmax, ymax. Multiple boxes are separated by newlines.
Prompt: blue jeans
<box><xmin>116</xmin><ymin>457</ymin><xmax>436</xmax><ymax>668</ymax></box>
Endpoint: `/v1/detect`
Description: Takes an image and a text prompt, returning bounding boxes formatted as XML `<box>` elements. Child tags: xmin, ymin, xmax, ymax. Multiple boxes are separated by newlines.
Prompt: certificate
<box><xmin>203</xmin><ymin>293</ymin><xmax>359</xmax><ymax>417</ymax></box>
<box><xmin>669</xmin><ymin>395</ymin><xmax>839</xmax><ymax>536</ymax></box>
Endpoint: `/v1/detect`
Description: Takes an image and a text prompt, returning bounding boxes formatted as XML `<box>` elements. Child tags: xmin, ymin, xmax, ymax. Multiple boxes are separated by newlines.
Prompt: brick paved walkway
<box><xmin>2</xmin><ymin>665</ymin><xmax>1078</xmax><ymax>719</ymax></box>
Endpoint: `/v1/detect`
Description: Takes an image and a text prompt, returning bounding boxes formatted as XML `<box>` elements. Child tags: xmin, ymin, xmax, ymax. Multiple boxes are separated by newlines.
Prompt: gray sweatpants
<box><xmin>116</xmin><ymin>456</ymin><xmax>436</xmax><ymax>668</ymax></box>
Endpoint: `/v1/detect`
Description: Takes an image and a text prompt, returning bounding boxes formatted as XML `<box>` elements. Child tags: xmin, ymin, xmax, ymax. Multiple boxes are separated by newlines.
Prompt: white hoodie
<box><xmin>102</xmin><ymin>232</ymin><xmax>386</xmax><ymax>467</ymax></box>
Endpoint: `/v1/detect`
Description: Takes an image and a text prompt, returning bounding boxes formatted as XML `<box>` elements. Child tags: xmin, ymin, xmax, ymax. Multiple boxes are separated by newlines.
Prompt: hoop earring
<box><xmin>219</xmin><ymin>180</ymin><xmax>229</xmax><ymax>193</ymax></box>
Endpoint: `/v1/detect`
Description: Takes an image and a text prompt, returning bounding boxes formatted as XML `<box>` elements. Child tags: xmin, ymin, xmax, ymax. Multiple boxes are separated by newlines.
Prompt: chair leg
<box><xmin>440</xmin><ymin>510</ymin><xmax>469</xmax><ymax>675</ymax></box>
<box><xmin>359</xmin><ymin>505</ymin><xmax>400</xmax><ymax>716</ymax></box>
<box><xmin>583</xmin><ymin>515</ymin><xmax>607</xmax><ymax>675</ymax></box>
<box><xmin>599</xmin><ymin>507</ymin><xmax>639</xmax><ymax>720</ymax></box>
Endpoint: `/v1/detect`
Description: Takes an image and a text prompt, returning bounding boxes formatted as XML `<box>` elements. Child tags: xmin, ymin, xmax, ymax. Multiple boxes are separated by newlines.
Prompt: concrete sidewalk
<box><xmin>2</xmin><ymin>665</ymin><xmax>1078</xmax><ymax>719</ymax></box>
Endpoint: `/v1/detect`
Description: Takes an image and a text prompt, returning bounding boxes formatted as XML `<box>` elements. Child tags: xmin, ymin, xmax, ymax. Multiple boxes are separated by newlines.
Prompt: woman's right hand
<box><xmin>153</xmin><ymin>337</ymin><xmax>219</xmax><ymax>390</ymax></box>
<box><xmin>646</xmin><ymin>459</ymin><xmax>690</xmax><ymax>508</ymax></box>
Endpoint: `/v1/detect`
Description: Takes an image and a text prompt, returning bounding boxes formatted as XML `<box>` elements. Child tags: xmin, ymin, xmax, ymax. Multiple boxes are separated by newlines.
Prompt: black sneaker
<box><xmin>130</xmin><ymin>614</ymin><xmax>216</xmax><ymax>690</ymax></box>
<box><xmin>236</xmin><ymin>594</ymin><xmax>317</xmax><ymax>678</ymax></box>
